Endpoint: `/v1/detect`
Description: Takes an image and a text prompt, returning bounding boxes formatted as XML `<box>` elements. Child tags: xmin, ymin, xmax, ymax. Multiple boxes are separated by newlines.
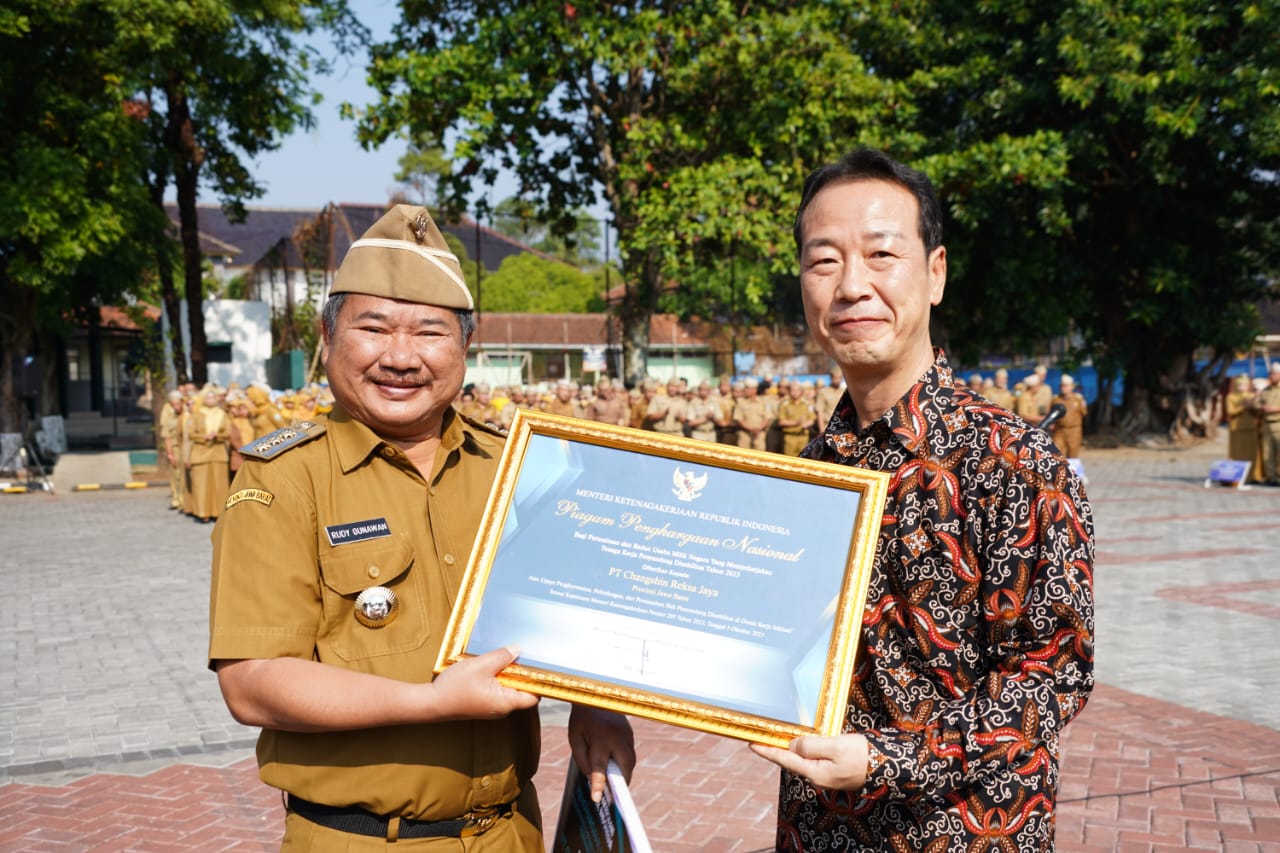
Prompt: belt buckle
<box><xmin>459</xmin><ymin>804</ymin><xmax>502</xmax><ymax>838</ymax></box>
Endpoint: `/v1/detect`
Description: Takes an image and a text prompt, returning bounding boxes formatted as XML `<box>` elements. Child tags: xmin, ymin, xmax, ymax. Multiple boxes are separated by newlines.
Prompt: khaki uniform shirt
<box><xmin>683</xmin><ymin>397</ymin><xmax>720</xmax><ymax>440</ymax></box>
<box><xmin>647</xmin><ymin>394</ymin><xmax>687</xmax><ymax>435</ymax></box>
<box><xmin>1260</xmin><ymin>384</ymin><xmax>1280</xmax><ymax>428</ymax></box>
<box><xmin>985</xmin><ymin>387</ymin><xmax>1016</xmax><ymax>411</ymax></box>
<box><xmin>208</xmin><ymin>407</ymin><xmax>539</xmax><ymax>821</ymax></box>
<box><xmin>777</xmin><ymin>399</ymin><xmax>816</xmax><ymax>435</ymax></box>
<box><xmin>541</xmin><ymin>397</ymin><xmax>577</xmax><ymax>418</ymax></box>
<box><xmin>733</xmin><ymin>396</ymin><xmax>771</xmax><ymax>433</ymax></box>
<box><xmin>1051</xmin><ymin>392</ymin><xmax>1088</xmax><ymax>431</ymax></box>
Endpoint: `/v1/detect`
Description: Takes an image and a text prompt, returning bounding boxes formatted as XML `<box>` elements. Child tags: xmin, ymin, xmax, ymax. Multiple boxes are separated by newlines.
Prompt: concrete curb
<box><xmin>1</xmin><ymin>480</ymin><xmax>167</xmax><ymax>494</ymax></box>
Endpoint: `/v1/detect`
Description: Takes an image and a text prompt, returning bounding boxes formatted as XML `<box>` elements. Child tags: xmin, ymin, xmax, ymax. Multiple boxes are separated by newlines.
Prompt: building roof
<box><xmin>168</xmin><ymin>202</ymin><xmax>555</xmax><ymax>275</ymax></box>
<box><xmin>165</xmin><ymin>203</ymin><xmax>319</xmax><ymax>270</ymax></box>
<box><xmin>473</xmin><ymin>313</ymin><xmax>711</xmax><ymax>350</ymax></box>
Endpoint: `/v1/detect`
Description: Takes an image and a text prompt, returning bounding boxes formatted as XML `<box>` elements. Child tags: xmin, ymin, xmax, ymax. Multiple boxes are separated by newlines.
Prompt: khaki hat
<box><xmin>331</xmin><ymin>205</ymin><xmax>473</xmax><ymax>309</ymax></box>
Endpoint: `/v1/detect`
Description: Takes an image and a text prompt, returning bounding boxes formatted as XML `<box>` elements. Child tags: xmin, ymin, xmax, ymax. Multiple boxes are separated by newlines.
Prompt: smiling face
<box><xmin>799</xmin><ymin>178</ymin><xmax>946</xmax><ymax>396</ymax></box>
<box><xmin>321</xmin><ymin>294</ymin><xmax>469</xmax><ymax>442</ymax></box>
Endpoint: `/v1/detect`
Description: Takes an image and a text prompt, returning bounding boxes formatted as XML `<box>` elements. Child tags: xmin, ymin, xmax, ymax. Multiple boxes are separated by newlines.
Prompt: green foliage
<box><xmin>361</xmin><ymin>0</ymin><xmax>1279</xmax><ymax>424</ymax></box>
<box><xmin>359</xmin><ymin>1</ymin><xmax>913</xmax><ymax>381</ymax></box>
<box><xmin>480</xmin><ymin>254</ymin><xmax>605</xmax><ymax>314</ymax></box>
<box><xmin>0</xmin><ymin>0</ymin><xmax>161</xmax><ymax>429</ymax></box>
<box><xmin>395</xmin><ymin>142</ymin><xmax>453</xmax><ymax>208</ymax></box>
<box><xmin>489</xmin><ymin>198</ymin><xmax>602</xmax><ymax>266</ymax></box>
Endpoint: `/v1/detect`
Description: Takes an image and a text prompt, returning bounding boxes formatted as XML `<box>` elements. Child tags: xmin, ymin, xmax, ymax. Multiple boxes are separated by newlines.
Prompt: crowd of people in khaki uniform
<box><xmin>451</xmin><ymin>371</ymin><xmax>844</xmax><ymax>455</ymax></box>
<box><xmin>457</xmin><ymin>360</ymin><xmax>1096</xmax><ymax>461</ymax></box>
<box><xmin>156</xmin><ymin>381</ymin><xmax>334</xmax><ymax>522</ymax></box>
<box><xmin>159</xmin><ymin>358</ymin><xmax>1106</xmax><ymax>526</ymax></box>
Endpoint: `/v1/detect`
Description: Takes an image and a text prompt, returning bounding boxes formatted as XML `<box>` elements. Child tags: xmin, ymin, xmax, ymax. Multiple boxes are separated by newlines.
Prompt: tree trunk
<box><xmin>617</xmin><ymin>253</ymin><xmax>661</xmax><ymax>387</ymax></box>
<box><xmin>0</xmin><ymin>283</ymin><xmax>36</xmax><ymax>435</ymax></box>
<box><xmin>165</xmin><ymin>77</ymin><xmax>208</xmax><ymax>386</ymax></box>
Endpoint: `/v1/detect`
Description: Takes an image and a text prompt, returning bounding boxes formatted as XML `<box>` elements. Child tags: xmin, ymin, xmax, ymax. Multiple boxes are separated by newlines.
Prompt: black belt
<box><xmin>288</xmin><ymin>795</ymin><xmax>512</xmax><ymax>839</ymax></box>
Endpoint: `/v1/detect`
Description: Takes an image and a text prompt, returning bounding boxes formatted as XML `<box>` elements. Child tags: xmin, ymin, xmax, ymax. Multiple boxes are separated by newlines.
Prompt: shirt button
<box><xmin>443</xmin><ymin>554</ymin><xmax>455</xmax><ymax>566</ymax></box>
<box><xmin>480</xmin><ymin>776</ymin><xmax>491</xmax><ymax>788</ymax></box>
<box><xmin>381</xmin><ymin>447</ymin><xmax>396</xmax><ymax>458</ymax></box>
<box><xmin>368</xmin><ymin>566</ymin><xmax>380</xmax><ymax>579</ymax></box>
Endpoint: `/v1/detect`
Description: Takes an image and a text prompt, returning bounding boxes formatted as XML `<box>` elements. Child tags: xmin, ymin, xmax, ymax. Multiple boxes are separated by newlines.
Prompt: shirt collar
<box><xmin>824</xmin><ymin>349</ymin><xmax>966</xmax><ymax>460</ymax></box>
<box><xmin>328</xmin><ymin>405</ymin><xmax>474</xmax><ymax>475</ymax></box>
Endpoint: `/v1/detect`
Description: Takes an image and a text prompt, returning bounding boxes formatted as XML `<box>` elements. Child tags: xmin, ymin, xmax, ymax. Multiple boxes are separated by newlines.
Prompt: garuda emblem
<box><xmin>671</xmin><ymin>467</ymin><xmax>708</xmax><ymax>502</ymax></box>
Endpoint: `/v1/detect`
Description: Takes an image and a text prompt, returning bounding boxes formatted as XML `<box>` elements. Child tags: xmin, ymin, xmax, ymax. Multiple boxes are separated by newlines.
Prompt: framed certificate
<box><xmin>435</xmin><ymin>409</ymin><xmax>888</xmax><ymax>746</ymax></box>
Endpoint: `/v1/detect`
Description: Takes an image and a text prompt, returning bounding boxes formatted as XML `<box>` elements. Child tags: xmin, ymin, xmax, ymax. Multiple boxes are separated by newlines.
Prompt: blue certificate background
<box><xmin>465</xmin><ymin>434</ymin><xmax>863</xmax><ymax>726</ymax></box>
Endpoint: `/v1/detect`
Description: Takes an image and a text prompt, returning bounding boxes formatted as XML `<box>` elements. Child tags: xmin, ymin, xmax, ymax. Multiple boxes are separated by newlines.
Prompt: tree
<box><xmin>480</xmin><ymin>253</ymin><xmax>606</xmax><ymax>313</ymax></box>
<box><xmin>838</xmin><ymin>0</ymin><xmax>1280</xmax><ymax>435</ymax></box>
<box><xmin>358</xmin><ymin>2</ymin><xmax>914</xmax><ymax>385</ymax></box>
<box><xmin>360</xmin><ymin>0</ymin><xmax>1279</xmax><ymax>433</ymax></box>
<box><xmin>0</xmin><ymin>2</ymin><xmax>159</xmax><ymax>435</ymax></box>
<box><xmin>490</xmin><ymin>198</ymin><xmax>602</xmax><ymax>266</ymax></box>
<box><xmin>119</xmin><ymin>0</ymin><xmax>365</xmax><ymax>386</ymax></box>
<box><xmin>395</xmin><ymin>142</ymin><xmax>454</xmax><ymax>208</ymax></box>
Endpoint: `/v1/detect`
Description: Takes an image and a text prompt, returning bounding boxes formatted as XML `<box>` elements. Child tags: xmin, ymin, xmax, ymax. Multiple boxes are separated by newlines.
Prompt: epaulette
<box><xmin>239</xmin><ymin>420</ymin><xmax>327</xmax><ymax>461</ymax></box>
<box><xmin>457</xmin><ymin>411</ymin><xmax>507</xmax><ymax>439</ymax></box>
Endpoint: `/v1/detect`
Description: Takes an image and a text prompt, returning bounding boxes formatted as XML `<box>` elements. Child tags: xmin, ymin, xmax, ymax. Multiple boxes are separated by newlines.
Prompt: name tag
<box><xmin>326</xmin><ymin>517</ymin><xmax>391</xmax><ymax>546</ymax></box>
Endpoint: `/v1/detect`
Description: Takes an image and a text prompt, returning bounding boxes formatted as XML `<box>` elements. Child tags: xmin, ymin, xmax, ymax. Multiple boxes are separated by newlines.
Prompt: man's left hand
<box><xmin>568</xmin><ymin>705</ymin><xmax>636</xmax><ymax>803</ymax></box>
<box><xmin>749</xmin><ymin>733</ymin><xmax>869</xmax><ymax>791</ymax></box>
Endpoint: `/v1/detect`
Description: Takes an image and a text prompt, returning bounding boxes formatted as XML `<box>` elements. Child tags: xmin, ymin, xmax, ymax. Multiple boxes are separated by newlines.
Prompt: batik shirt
<box><xmin>777</xmin><ymin>351</ymin><xmax>1095</xmax><ymax>852</ymax></box>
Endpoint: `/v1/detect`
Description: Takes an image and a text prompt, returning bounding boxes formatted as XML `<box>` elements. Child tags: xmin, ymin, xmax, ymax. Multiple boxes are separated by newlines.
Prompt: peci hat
<box><xmin>331</xmin><ymin>205</ymin><xmax>473</xmax><ymax>309</ymax></box>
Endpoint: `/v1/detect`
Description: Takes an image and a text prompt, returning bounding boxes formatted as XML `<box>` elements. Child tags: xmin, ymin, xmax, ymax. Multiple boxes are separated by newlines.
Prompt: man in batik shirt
<box><xmin>751</xmin><ymin>148</ymin><xmax>1094</xmax><ymax>852</ymax></box>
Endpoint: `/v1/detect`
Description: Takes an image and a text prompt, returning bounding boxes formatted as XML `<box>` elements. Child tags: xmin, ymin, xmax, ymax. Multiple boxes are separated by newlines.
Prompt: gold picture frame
<box><xmin>436</xmin><ymin>409</ymin><xmax>887</xmax><ymax>747</ymax></box>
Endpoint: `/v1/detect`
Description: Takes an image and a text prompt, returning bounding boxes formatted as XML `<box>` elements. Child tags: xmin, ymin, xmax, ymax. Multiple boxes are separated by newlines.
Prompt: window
<box><xmin>208</xmin><ymin>343</ymin><xmax>233</xmax><ymax>364</ymax></box>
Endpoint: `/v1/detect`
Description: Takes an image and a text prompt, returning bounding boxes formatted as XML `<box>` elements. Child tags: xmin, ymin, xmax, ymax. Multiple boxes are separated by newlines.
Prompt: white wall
<box><xmin>162</xmin><ymin>299</ymin><xmax>271</xmax><ymax>389</ymax></box>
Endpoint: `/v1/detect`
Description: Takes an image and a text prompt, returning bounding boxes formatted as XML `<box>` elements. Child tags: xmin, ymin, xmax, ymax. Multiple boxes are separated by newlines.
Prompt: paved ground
<box><xmin>2</xmin><ymin>432</ymin><xmax>1278</xmax><ymax>851</ymax></box>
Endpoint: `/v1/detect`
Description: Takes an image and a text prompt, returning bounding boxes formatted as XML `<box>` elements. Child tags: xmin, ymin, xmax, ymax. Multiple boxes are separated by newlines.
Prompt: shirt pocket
<box><xmin>318</xmin><ymin>534</ymin><xmax>429</xmax><ymax>662</ymax></box>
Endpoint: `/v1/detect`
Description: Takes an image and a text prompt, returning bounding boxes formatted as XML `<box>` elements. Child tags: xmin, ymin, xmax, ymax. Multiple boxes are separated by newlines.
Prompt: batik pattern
<box><xmin>777</xmin><ymin>351</ymin><xmax>1095</xmax><ymax>852</ymax></box>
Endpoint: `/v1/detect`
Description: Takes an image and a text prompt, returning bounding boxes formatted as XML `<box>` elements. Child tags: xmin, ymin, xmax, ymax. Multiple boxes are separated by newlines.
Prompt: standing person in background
<box><xmin>1224</xmin><ymin>375</ymin><xmax>1261</xmax><ymax>481</ymax></box>
<box><xmin>1030</xmin><ymin>363</ymin><xmax>1054</xmax><ymax>418</ymax></box>
<box><xmin>985</xmin><ymin>367</ymin><xmax>1016</xmax><ymax>411</ymax></box>
<box><xmin>208</xmin><ymin>205</ymin><xmax>633</xmax><ymax>851</ymax></box>
<box><xmin>246</xmin><ymin>384</ymin><xmax>285</xmax><ymax>440</ymax></box>
<box><xmin>227</xmin><ymin>392</ymin><xmax>255</xmax><ymax>477</ymax></box>
<box><xmin>750</xmin><ymin>148</ymin><xmax>1094</xmax><ymax>851</ymax></box>
<box><xmin>1014</xmin><ymin>372</ymin><xmax>1045</xmax><ymax>422</ymax></box>
<box><xmin>733</xmin><ymin>380</ymin><xmax>771</xmax><ymax>451</ymax></box>
<box><xmin>815</xmin><ymin>369</ymin><xmax>845</xmax><ymax>433</ymax></box>
<box><xmin>1256</xmin><ymin>362</ymin><xmax>1280</xmax><ymax>485</ymax></box>
<box><xmin>186</xmin><ymin>386</ymin><xmax>230</xmax><ymax>523</ymax></box>
<box><xmin>683</xmin><ymin>380</ymin><xmax>722</xmax><ymax>442</ymax></box>
<box><xmin>1050</xmin><ymin>374</ymin><xmax>1089</xmax><ymax>457</ymax></box>
<box><xmin>776</xmin><ymin>380</ymin><xmax>816</xmax><ymax>456</ymax></box>
<box><xmin>160</xmin><ymin>390</ymin><xmax>185</xmax><ymax>511</ymax></box>
<box><xmin>646</xmin><ymin>379</ymin><xmax>687</xmax><ymax>436</ymax></box>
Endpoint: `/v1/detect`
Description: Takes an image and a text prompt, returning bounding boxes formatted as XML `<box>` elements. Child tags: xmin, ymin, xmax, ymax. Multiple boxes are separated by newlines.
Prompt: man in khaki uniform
<box><xmin>682</xmin><ymin>381</ymin><xmax>721</xmax><ymax>442</ymax></box>
<box><xmin>159</xmin><ymin>390</ymin><xmax>184</xmax><ymax>510</ymax></box>
<box><xmin>646</xmin><ymin>379</ymin><xmax>687</xmax><ymax>436</ymax></box>
<box><xmin>985</xmin><ymin>368</ymin><xmax>1016</xmax><ymax>411</ymax></box>
<box><xmin>733</xmin><ymin>380</ymin><xmax>771</xmax><ymax>451</ymax></box>
<box><xmin>1049</xmin><ymin>374</ymin><xmax>1089</xmax><ymax>458</ymax></box>
<box><xmin>815</xmin><ymin>369</ymin><xmax>844</xmax><ymax>433</ymax></box>
<box><xmin>776</xmin><ymin>381</ymin><xmax>817</xmax><ymax>456</ymax></box>
<box><xmin>1257</xmin><ymin>362</ymin><xmax>1280</xmax><ymax>485</ymax></box>
<box><xmin>208</xmin><ymin>205</ymin><xmax>633</xmax><ymax>851</ymax></box>
<box><xmin>1014</xmin><ymin>373</ymin><xmax>1046</xmax><ymax>422</ymax></box>
<box><xmin>541</xmin><ymin>380</ymin><xmax>578</xmax><ymax>418</ymax></box>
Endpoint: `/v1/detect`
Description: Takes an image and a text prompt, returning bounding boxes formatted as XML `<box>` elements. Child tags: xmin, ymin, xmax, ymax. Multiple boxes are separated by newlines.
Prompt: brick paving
<box><xmin>2</xmin><ymin>433</ymin><xmax>1279</xmax><ymax>851</ymax></box>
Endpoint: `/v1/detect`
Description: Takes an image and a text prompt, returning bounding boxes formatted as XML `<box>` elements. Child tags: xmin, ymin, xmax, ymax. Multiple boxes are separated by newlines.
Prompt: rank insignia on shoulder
<box><xmin>238</xmin><ymin>420</ymin><xmax>326</xmax><ymax>461</ymax></box>
<box><xmin>354</xmin><ymin>586</ymin><xmax>399</xmax><ymax>628</ymax></box>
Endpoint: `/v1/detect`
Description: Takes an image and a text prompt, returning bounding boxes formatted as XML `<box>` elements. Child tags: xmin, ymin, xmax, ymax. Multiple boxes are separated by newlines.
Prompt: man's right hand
<box><xmin>215</xmin><ymin>649</ymin><xmax>537</xmax><ymax>733</ymax></box>
<box><xmin>428</xmin><ymin>646</ymin><xmax>540</xmax><ymax>721</ymax></box>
